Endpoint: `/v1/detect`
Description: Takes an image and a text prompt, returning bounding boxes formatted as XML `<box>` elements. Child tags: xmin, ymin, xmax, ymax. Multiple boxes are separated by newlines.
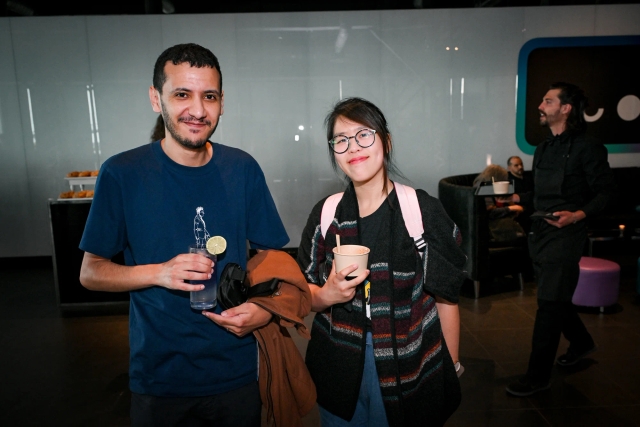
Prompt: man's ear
<box><xmin>561</xmin><ymin>103</ymin><xmax>572</xmax><ymax>116</ymax></box>
<box><xmin>149</xmin><ymin>86</ymin><xmax>162</xmax><ymax>113</ymax></box>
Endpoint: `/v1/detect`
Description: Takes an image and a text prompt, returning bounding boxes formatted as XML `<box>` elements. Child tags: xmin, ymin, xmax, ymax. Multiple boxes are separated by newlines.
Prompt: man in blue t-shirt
<box><xmin>79</xmin><ymin>43</ymin><xmax>289</xmax><ymax>426</ymax></box>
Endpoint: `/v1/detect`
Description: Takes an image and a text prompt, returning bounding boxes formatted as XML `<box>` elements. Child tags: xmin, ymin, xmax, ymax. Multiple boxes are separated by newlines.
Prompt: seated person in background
<box><xmin>507</xmin><ymin>156</ymin><xmax>533</xmax><ymax>194</ymax></box>
<box><xmin>473</xmin><ymin>164</ymin><xmax>525</xmax><ymax>242</ymax></box>
<box><xmin>507</xmin><ymin>156</ymin><xmax>533</xmax><ymax>232</ymax></box>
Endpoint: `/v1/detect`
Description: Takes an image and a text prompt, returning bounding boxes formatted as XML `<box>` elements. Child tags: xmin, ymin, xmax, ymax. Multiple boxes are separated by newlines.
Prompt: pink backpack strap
<box><xmin>394</xmin><ymin>183</ymin><xmax>426</xmax><ymax>251</ymax></box>
<box><xmin>320</xmin><ymin>192</ymin><xmax>344</xmax><ymax>238</ymax></box>
<box><xmin>320</xmin><ymin>184</ymin><xmax>425</xmax><ymax>254</ymax></box>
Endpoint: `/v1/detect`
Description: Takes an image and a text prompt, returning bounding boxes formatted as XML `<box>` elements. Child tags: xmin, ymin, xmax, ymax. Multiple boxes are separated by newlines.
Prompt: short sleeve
<box><xmin>79</xmin><ymin>162</ymin><xmax>127</xmax><ymax>259</ymax></box>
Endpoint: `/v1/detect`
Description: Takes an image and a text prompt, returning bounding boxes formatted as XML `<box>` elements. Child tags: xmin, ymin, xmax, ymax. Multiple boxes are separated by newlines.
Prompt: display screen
<box><xmin>516</xmin><ymin>36</ymin><xmax>640</xmax><ymax>154</ymax></box>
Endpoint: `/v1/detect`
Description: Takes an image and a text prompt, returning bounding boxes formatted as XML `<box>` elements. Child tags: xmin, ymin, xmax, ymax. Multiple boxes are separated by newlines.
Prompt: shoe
<box><xmin>556</xmin><ymin>344</ymin><xmax>596</xmax><ymax>367</ymax></box>
<box><xmin>505</xmin><ymin>377</ymin><xmax>551</xmax><ymax>397</ymax></box>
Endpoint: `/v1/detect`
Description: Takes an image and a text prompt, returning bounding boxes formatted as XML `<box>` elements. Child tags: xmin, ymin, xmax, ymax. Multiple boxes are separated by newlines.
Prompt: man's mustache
<box><xmin>178</xmin><ymin>116</ymin><xmax>212</xmax><ymax>126</ymax></box>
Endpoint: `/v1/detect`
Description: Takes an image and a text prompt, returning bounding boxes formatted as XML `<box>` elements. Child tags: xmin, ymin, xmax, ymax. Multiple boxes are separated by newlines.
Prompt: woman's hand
<box><xmin>309</xmin><ymin>264</ymin><xmax>370</xmax><ymax>312</ymax></box>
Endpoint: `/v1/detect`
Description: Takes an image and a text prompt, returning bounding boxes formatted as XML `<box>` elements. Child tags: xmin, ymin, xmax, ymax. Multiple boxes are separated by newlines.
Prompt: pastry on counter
<box><xmin>77</xmin><ymin>171</ymin><xmax>91</xmax><ymax>177</ymax></box>
<box><xmin>66</xmin><ymin>171</ymin><xmax>80</xmax><ymax>177</ymax></box>
<box><xmin>59</xmin><ymin>191</ymin><xmax>75</xmax><ymax>199</ymax></box>
<box><xmin>90</xmin><ymin>170</ymin><xmax>99</xmax><ymax>176</ymax></box>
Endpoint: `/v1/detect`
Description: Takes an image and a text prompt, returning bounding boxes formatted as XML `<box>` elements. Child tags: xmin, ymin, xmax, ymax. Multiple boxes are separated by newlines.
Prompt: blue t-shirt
<box><xmin>80</xmin><ymin>141</ymin><xmax>289</xmax><ymax>397</ymax></box>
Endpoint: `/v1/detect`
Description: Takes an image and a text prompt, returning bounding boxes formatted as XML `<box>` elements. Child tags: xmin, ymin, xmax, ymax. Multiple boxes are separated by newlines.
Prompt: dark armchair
<box><xmin>438</xmin><ymin>173</ymin><xmax>527</xmax><ymax>298</ymax></box>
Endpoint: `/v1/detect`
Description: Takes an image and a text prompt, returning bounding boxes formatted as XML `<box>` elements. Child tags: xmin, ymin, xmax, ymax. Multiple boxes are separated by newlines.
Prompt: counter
<box><xmin>48</xmin><ymin>199</ymin><xmax>128</xmax><ymax>308</ymax></box>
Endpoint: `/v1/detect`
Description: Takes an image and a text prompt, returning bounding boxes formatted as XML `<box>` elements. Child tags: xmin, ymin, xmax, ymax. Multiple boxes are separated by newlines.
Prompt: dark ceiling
<box><xmin>2</xmin><ymin>0</ymin><xmax>638</xmax><ymax>17</ymax></box>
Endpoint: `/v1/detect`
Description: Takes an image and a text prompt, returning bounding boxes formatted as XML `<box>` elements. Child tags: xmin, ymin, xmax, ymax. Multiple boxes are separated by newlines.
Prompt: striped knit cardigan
<box><xmin>297</xmin><ymin>184</ymin><xmax>467</xmax><ymax>427</ymax></box>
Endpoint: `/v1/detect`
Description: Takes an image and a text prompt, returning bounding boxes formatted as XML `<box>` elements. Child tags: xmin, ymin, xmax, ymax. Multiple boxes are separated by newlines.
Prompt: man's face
<box><xmin>149</xmin><ymin>62</ymin><xmax>224</xmax><ymax>150</ymax></box>
<box><xmin>538</xmin><ymin>89</ymin><xmax>568</xmax><ymax>129</ymax></box>
<box><xmin>508</xmin><ymin>157</ymin><xmax>524</xmax><ymax>178</ymax></box>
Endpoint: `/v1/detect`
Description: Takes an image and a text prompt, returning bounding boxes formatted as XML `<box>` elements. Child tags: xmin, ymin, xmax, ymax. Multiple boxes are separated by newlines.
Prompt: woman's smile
<box><xmin>348</xmin><ymin>156</ymin><xmax>369</xmax><ymax>165</ymax></box>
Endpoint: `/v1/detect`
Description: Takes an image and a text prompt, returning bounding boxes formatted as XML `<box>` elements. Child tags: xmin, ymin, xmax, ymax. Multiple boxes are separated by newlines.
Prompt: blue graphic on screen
<box><xmin>516</xmin><ymin>36</ymin><xmax>640</xmax><ymax>154</ymax></box>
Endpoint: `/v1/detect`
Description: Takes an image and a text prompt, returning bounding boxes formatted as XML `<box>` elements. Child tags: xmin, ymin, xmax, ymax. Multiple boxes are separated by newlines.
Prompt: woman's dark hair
<box><xmin>473</xmin><ymin>164</ymin><xmax>508</xmax><ymax>187</ymax></box>
<box><xmin>549</xmin><ymin>82</ymin><xmax>588</xmax><ymax>133</ymax></box>
<box><xmin>150</xmin><ymin>115</ymin><xmax>165</xmax><ymax>142</ymax></box>
<box><xmin>324</xmin><ymin>97</ymin><xmax>403</xmax><ymax>194</ymax></box>
<box><xmin>153</xmin><ymin>43</ymin><xmax>222</xmax><ymax>93</ymax></box>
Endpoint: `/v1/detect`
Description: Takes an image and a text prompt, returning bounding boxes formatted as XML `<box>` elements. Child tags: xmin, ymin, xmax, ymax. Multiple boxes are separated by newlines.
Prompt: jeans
<box><xmin>319</xmin><ymin>332</ymin><xmax>389</xmax><ymax>427</ymax></box>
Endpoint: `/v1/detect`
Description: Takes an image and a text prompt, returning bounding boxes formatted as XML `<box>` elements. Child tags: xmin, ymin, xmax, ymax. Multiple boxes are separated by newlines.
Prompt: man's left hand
<box><xmin>546</xmin><ymin>210</ymin><xmax>585</xmax><ymax>228</ymax></box>
<box><xmin>203</xmin><ymin>302</ymin><xmax>273</xmax><ymax>337</ymax></box>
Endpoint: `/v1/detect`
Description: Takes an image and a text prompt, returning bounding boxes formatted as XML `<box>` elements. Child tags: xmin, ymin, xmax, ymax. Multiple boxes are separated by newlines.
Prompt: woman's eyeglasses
<box><xmin>328</xmin><ymin>129</ymin><xmax>377</xmax><ymax>154</ymax></box>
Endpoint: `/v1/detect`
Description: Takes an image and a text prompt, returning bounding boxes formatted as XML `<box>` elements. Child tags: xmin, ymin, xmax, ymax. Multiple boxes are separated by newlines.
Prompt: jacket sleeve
<box><xmin>296</xmin><ymin>198</ymin><xmax>328</xmax><ymax>285</ymax></box>
<box><xmin>417</xmin><ymin>190</ymin><xmax>467</xmax><ymax>303</ymax></box>
<box><xmin>485</xmin><ymin>196</ymin><xmax>516</xmax><ymax>220</ymax></box>
<box><xmin>516</xmin><ymin>143</ymin><xmax>541</xmax><ymax>210</ymax></box>
<box><xmin>580</xmin><ymin>139</ymin><xmax>615</xmax><ymax>217</ymax></box>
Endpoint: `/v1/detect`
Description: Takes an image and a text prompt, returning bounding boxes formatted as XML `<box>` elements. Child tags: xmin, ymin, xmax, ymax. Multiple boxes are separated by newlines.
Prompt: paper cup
<box><xmin>333</xmin><ymin>245</ymin><xmax>370</xmax><ymax>277</ymax></box>
<box><xmin>492</xmin><ymin>181</ymin><xmax>510</xmax><ymax>194</ymax></box>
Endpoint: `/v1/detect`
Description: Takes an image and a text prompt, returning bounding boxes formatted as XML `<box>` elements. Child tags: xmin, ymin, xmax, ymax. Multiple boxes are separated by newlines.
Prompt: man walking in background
<box><xmin>505</xmin><ymin>82</ymin><xmax>615</xmax><ymax>397</ymax></box>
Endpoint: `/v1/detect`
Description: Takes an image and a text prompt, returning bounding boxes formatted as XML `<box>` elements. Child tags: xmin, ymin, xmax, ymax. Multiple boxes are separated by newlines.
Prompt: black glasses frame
<box><xmin>328</xmin><ymin>129</ymin><xmax>377</xmax><ymax>154</ymax></box>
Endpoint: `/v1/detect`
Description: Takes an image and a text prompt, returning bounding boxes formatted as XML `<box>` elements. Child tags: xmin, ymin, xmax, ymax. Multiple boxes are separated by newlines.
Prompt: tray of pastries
<box><xmin>58</xmin><ymin>190</ymin><xmax>94</xmax><ymax>201</ymax></box>
<box><xmin>64</xmin><ymin>170</ymin><xmax>99</xmax><ymax>186</ymax></box>
<box><xmin>58</xmin><ymin>170</ymin><xmax>99</xmax><ymax>200</ymax></box>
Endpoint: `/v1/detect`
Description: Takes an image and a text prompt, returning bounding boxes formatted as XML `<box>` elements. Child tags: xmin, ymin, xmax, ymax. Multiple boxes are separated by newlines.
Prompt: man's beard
<box><xmin>539</xmin><ymin>111</ymin><xmax>548</xmax><ymax>127</ymax></box>
<box><xmin>539</xmin><ymin>110</ymin><xmax>560</xmax><ymax>128</ymax></box>
<box><xmin>160</xmin><ymin>102</ymin><xmax>217</xmax><ymax>149</ymax></box>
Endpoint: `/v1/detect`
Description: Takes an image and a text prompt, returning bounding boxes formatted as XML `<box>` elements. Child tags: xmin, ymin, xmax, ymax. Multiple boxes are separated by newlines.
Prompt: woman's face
<box><xmin>332</xmin><ymin>116</ymin><xmax>386</xmax><ymax>187</ymax></box>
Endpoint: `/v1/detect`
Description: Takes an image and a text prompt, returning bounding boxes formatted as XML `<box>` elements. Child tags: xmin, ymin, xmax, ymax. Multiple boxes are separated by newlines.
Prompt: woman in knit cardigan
<box><xmin>297</xmin><ymin>98</ymin><xmax>467</xmax><ymax>427</ymax></box>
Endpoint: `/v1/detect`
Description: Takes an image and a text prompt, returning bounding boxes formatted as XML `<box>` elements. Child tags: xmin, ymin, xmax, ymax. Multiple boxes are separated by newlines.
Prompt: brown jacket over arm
<box><xmin>247</xmin><ymin>250</ymin><xmax>316</xmax><ymax>427</ymax></box>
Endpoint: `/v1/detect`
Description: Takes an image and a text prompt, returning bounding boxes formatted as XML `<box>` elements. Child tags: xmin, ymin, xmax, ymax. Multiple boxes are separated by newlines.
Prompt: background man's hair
<box><xmin>549</xmin><ymin>82</ymin><xmax>588</xmax><ymax>133</ymax></box>
<box><xmin>507</xmin><ymin>156</ymin><xmax>521</xmax><ymax>167</ymax></box>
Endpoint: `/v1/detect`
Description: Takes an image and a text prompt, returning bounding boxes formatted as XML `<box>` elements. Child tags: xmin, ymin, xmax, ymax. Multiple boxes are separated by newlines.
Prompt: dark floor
<box><xmin>1</xmin><ymin>259</ymin><xmax>639</xmax><ymax>426</ymax></box>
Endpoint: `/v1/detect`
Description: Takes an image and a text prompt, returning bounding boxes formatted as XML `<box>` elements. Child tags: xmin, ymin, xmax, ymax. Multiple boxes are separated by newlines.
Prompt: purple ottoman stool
<box><xmin>572</xmin><ymin>257</ymin><xmax>620</xmax><ymax>313</ymax></box>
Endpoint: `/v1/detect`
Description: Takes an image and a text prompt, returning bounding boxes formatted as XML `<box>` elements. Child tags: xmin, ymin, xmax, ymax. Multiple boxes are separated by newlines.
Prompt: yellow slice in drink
<box><xmin>206</xmin><ymin>236</ymin><xmax>227</xmax><ymax>255</ymax></box>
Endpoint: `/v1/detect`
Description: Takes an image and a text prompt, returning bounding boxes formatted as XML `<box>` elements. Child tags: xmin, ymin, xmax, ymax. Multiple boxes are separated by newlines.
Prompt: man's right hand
<box><xmin>157</xmin><ymin>253</ymin><xmax>214</xmax><ymax>291</ymax></box>
<box><xmin>80</xmin><ymin>251</ymin><xmax>214</xmax><ymax>293</ymax></box>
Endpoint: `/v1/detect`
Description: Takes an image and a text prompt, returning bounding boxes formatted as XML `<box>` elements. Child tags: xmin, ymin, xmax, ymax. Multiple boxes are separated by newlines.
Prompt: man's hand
<box><xmin>81</xmin><ymin>252</ymin><xmax>212</xmax><ymax>293</ymax></box>
<box><xmin>155</xmin><ymin>253</ymin><xmax>214</xmax><ymax>291</ymax></box>
<box><xmin>547</xmin><ymin>210</ymin><xmax>586</xmax><ymax>228</ymax></box>
<box><xmin>204</xmin><ymin>302</ymin><xmax>273</xmax><ymax>337</ymax></box>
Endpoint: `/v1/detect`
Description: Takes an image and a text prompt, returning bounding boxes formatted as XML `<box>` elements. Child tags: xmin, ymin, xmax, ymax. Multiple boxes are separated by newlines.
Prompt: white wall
<box><xmin>1</xmin><ymin>5</ymin><xmax>639</xmax><ymax>257</ymax></box>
